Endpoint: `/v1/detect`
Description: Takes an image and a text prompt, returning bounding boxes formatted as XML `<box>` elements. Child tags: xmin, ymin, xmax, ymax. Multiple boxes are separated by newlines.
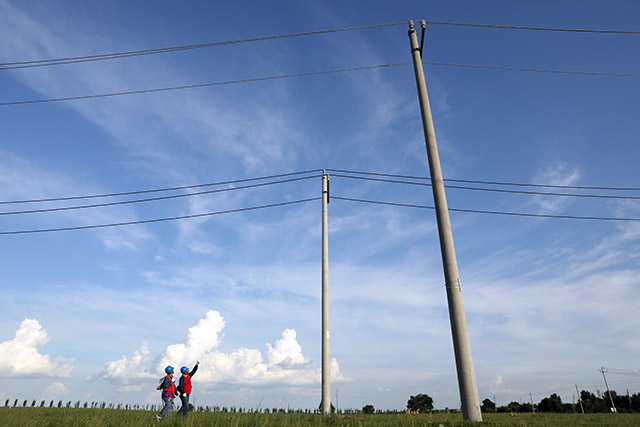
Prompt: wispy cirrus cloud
<box><xmin>527</xmin><ymin>160</ymin><xmax>582</xmax><ymax>214</ymax></box>
<box><xmin>0</xmin><ymin>151</ymin><xmax>153</xmax><ymax>249</ymax></box>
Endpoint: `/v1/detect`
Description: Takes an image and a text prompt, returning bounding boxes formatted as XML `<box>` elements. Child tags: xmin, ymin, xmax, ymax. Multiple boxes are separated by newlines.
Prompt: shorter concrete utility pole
<box><xmin>321</xmin><ymin>171</ymin><xmax>331</xmax><ymax>414</ymax></box>
<box><xmin>408</xmin><ymin>20</ymin><xmax>482</xmax><ymax>422</ymax></box>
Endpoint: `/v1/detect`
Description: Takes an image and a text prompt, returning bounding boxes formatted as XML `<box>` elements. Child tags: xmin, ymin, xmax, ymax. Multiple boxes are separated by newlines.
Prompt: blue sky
<box><xmin>1</xmin><ymin>0</ymin><xmax>639</xmax><ymax>411</ymax></box>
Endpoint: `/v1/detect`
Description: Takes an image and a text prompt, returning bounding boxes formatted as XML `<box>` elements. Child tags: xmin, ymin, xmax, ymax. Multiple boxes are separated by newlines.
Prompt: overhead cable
<box><xmin>0</xmin><ymin>197</ymin><xmax>320</xmax><ymax>235</ymax></box>
<box><xmin>3</xmin><ymin>60</ymin><xmax>638</xmax><ymax>107</ymax></box>
<box><xmin>0</xmin><ymin>169</ymin><xmax>322</xmax><ymax>205</ymax></box>
<box><xmin>424</xmin><ymin>61</ymin><xmax>640</xmax><ymax>77</ymax></box>
<box><xmin>5</xmin><ymin>168</ymin><xmax>639</xmax><ymax>208</ymax></box>
<box><xmin>0</xmin><ymin>22</ymin><xmax>407</xmax><ymax>71</ymax></box>
<box><xmin>0</xmin><ymin>175</ymin><xmax>320</xmax><ymax>216</ymax></box>
<box><xmin>330</xmin><ymin>174</ymin><xmax>640</xmax><ymax>200</ymax></box>
<box><xmin>2</xmin><ymin>20</ymin><xmax>636</xmax><ymax>71</ymax></box>
<box><xmin>424</xmin><ymin>21</ymin><xmax>640</xmax><ymax>34</ymax></box>
<box><xmin>332</xmin><ymin>196</ymin><xmax>640</xmax><ymax>222</ymax></box>
<box><xmin>326</xmin><ymin>169</ymin><xmax>640</xmax><ymax>191</ymax></box>
<box><xmin>0</xmin><ymin>63</ymin><xmax>411</xmax><ymax>106</ymax></box>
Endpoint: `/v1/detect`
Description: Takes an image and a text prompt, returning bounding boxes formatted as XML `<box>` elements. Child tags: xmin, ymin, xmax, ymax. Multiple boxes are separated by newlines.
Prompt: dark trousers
<box><xmin>179</xmin><ymin>394</ymin><xmax>190</xmax><ymax>417</ymax></box>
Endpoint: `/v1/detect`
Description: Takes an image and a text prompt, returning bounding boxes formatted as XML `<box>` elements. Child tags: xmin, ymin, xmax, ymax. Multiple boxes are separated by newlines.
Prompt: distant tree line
<box><xmin>0</xmin><ymin>399</ymin><xmax>352</xmax><ymax>414</ymax></box>
<box><xmin>481</xmin><ymin>389</ymin><xmax>640</xmax><ymax>414</ymax></box>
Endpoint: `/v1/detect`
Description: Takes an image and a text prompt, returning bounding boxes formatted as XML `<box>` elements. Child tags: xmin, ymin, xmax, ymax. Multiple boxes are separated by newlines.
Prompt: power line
<box><xmin>332</xmin><ymin>196</ymin><xmax>640</xmax><ymax>222</ymax></box>
<box><xmin>2</xmin><ymin>19</ymin><xmax>636</xmax><ymax>71</ymax></box>
<box><xmin>0</xmin><ymin>169</ymin><xmax>322</xmax><ymax>205</ymax></box>
<box><xmin>0</xmin><ymin>22</ymin><xmax>407</xmax><ymax>71</ymax></box>
<box><xmin>3</xmin><ymin>59</ymin><xmax>638</xmax><ymax>107</ymax></box>
<box><xmin>0</xmin><ymin>63</ymin><xmax>411</xmax><ymax>106</ymax></box>
<box><xmin>4</xmin><ymin>168</ymin><xmax>638</xmax><ymax>209</ymax></box>
<box><xmin>424</xmin><ymin>61</ymin><xmax>640</xmax><ymax>77</ymax></box>
<box><xmin>326</xmin><ymin>169</ymin><xmax>640</xmax><ymax>191</ymax></box>
<box><xmin>0</xmin><ymin>197</ymin><xmax>320</xmax><ymax>235</ymax></box>
<box><xmin>330</xmin><ymin>174</ymin><xmax>640</xmax><ymax>200</ymax></box>
<box><xmin>4</xmin><ymin>188</ymin><xmax>638</xmax><ymax>236</ymax></box>
<box><xmin>0</xmin><ymin>175</ymin><xmax>320</xmax><ymax>216</ymax></box>
<box><xmin>424</xmin><ymin>20</ymin><xmax>640</xmax><ymax>34</ymax></box>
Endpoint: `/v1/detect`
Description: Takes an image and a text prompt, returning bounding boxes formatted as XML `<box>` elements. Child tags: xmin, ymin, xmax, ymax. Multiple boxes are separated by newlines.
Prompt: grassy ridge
<box><xmin>2</xmin><ymin>408</ymin><xmax>640</xmax><ymax>426</ymax></box>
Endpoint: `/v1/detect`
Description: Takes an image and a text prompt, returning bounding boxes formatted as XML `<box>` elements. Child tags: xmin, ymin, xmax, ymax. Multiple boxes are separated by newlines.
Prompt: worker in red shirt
<box><xmin>176</xmin><ymin>361</ymin><xmax>199</xmax><ymax>418</ymax></box>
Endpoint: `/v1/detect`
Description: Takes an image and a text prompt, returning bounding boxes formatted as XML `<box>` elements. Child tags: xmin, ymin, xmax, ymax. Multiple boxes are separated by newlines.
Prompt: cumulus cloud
<box><xmin>97</xmin><ymin>309</ymin><xmax>348</xmax><ymax>389</ymax></box>
<box><xmin>266</xmin><ymin>329</ymin><xmax>308</xmax><ymax>367</ymax></box>
<box><xmin>99</xmin><ymin>342</ymin><xmax>156</xmax><ymax>382</ymax></box>
<box><xmin>117</xmin><ymin>384</ymin><xmax>144</xmax><ymax>392</ymax></box>
<box><xmin>490</xmin><ymin>375</ymin><xmax>503</xmax><ymax>386</ymax></box>
<box><xmin>158</xmin><ymin>310</ymin><xmax>225</xmax><ymax>368</ymax></box>
<box><xmin>45</xmin><ymin>382</ymin><xmax>70</xmax><ymax>398</ymax></box>
<box><xmin>0</xmin><ymin>319</ymin><xmax>73</xmax><ymax>377</ymax></box>
<box><xmin>99</xmin><ymin>310</ymin><xmax>348</xmax><ymax>389</ymax></box>
<box><xmin>156</xmin><ymin>310</ymin><xmax>348</xmax><ymax>386</ymax></box>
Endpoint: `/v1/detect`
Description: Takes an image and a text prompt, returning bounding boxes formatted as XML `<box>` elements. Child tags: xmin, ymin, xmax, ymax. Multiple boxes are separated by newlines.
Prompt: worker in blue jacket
<box><xmin>176</xmin><ymin>361</ymin><xmax>199</xmax><ymax>418</ymax></box>
<box><xmin>156</xmin><ymin>365</ymin><xmax>176</xmax><ymax>421</ymax></box>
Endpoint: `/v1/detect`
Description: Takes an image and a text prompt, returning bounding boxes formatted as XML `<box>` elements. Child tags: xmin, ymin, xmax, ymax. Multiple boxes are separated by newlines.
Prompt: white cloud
<box><xmin>117</xmin><ymin>384</ymin><xmax>144</xmax><ymax>392</ymax></box>
<box><xmin>0</xmin><ymin>319</ymin><xmax>73</xmax><ymax>377</ymax></box>
<box><xmin>0</xmin><ymin>151</ymin><xmax>153</xmax><ymax>250</ymax></box>
<box><xmin>45</xmin><ymin>382</ymin><xmax>70</xmax><ymax>398</ymax></box>
<box><xmin>528</xmin><ymin>161</ymin><xmax>582</xmax><ymax>213</ymax></box>
<box><xmin>158</xmin><ymin>310</ymin><xmax>226</xmax><ymax>370</ymax></box>
<box><xmin>490</xmin><ymin>375</ymin><xmax>503</xmax><ymax>386</ymax></box>
<box><xmin>157</xmin><ymin>310</ymin><xmax>333</xmax><ymax>386</ymax></box>
<box><xmin>266</xmin><ymin>329</ymin><xmax>307</xmax><ymax>366</ymax></box>
<box><xmin>100</xmin><ymin>342</ymin><xmax>156</xmax><ymax>382</ymax></box>
<box><xmin>99</xmin><ymin>310</ymin><xmax>348</xmax><ymax>389</ymax></box>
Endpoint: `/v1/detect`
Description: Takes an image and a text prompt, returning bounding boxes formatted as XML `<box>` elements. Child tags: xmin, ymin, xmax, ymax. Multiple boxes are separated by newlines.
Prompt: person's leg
<box><xmin>159</xmin><ymin>397</ymin><xmax>167</xmax><ymax>419</ymax></box>
<box><xmin>159</xmin><ymin>397</ymin><xmax>173</xmax><ymax>419</ymax></box>
<box><xmin>180</xmin><ymin>394</ymin><xmax>188</xmax><ymax>417</ymax></box>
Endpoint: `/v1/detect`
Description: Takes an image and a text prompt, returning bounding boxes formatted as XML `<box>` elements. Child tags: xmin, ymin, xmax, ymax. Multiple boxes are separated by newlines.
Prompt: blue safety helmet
<box><xmin>165</xmin><ymin>365</ymin><xmax>174</xmax><ymax>374</ymax></box>
<box><xmin>180</xmin><ymin>366</ymin><xmax>189</xmax><ymax>374</ymax></box>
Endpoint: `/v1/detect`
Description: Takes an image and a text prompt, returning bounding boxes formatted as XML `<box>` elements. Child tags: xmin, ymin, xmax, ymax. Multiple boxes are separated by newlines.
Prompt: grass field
<box><xmin>1</xmin><ymin>408</ymin><xmax>639</xmax><ymax>426</ymax></box>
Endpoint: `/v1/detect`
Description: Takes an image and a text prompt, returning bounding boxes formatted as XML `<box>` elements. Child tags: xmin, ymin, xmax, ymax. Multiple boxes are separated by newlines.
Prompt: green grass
<box><xmin>1</xmin><ymin>408</ymin><xmax>639</xmax><ymax>426</ymax></box>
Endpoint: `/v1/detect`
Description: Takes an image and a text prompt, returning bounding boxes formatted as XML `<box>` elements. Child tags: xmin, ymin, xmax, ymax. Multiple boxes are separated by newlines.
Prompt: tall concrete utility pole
<box><xmin>575</xmin><ymin>384</ymin><xmax>585</xmax><ymax>414</ymax></box>
<box><xmin>408</xmin><ymin>20</ymin><xmax>482</xmax><ymax>422</ymax></box>
<box><xmin>321</xmin><ymin>171</ymin><xmax>331</xmax><ymax>415</ymax></box>
<box><xmin>600</xmin><ymin>367</ymin><xmax>617</xmax><ymax>412</ymax></box>
<box><xmin>529</xmin><ymin>392</ymin><xmax>535</xmax><ymax>413</ymax></box>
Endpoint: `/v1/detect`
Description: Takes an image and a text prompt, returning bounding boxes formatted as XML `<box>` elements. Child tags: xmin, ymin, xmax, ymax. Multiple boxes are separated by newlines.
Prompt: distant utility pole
<box><xmin>575</xmin><ymin>384</ymin><xmax>585</xmax><ymax>414</ymax></box>
<box><xmin>600</xmin><ymin>367</ymin><xmax>617</xmax><ymax>412</ymax></box>
<box><xmin>321</xmin><ymin>171</ymin><xmax>331</xmax><ymax>415</ymax></box>
<box><xmin>408</xmin><ymin>20</ymin><xmax>482</xmax><ymax>422</ymax></box>
<box><xmin>529</xmin><ymin>392</ymin><xmax>535</xmax><ymax>413</ymax></box>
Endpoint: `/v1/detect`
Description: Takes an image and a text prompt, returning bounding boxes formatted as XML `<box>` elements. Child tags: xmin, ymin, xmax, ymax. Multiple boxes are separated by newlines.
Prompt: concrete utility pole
<box><xmin>408</xmin><ymin>20</ymin><xmax>482</xmax><ymax>422</ymax></box>
<box><xmin>600</xmin><ymin>367</ymin><xmax>617</xmax><ymax>412</ymax></box>
<box><xmin>575</xmin><ymin>384</ymin><xmax>585</xmax><ymax>414</ymax></box>
<box><xmin>529</xmin><ymin>392</ymin><xmax>535</xmax><ymax>413</ymax></box>
<box><xmin>321</xmin><ymin>171</ymin><xmax>331</xmax><ymax>415</ymax></box>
